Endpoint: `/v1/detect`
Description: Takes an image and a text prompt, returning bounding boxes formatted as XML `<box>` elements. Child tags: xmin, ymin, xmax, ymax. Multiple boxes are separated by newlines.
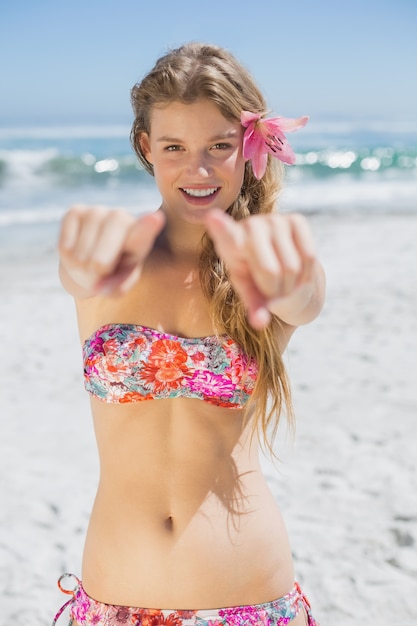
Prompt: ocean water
<box><xmin>0</xmin><ymin>119</ymin><xmax>416</xmax><ymax>251</ymax></box>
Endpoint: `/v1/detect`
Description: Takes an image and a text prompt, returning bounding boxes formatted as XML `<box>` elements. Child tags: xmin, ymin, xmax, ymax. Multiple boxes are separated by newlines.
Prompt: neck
<box><xmin>157</xmin><ymin>211</ymin><xmax>206</xmax><ymax>262</ymax></box>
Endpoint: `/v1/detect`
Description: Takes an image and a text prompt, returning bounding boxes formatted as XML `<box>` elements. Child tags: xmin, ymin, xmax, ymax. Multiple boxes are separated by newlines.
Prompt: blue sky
<box><xmin>1</xmin><ymin>0</ymin><xmax>416</xmax><ymax>126</ymax></box>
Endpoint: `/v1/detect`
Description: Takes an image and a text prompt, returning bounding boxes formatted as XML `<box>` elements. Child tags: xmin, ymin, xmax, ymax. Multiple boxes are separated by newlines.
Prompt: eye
<box><xmin>212</xmin><ymin>142</ymin><xmax>232</xmax><ymax>150</ymax></box>
<box><xmin>164</xmin><ymin>145</ymin><xmax>183</xmax><ymax>152</ymax></box>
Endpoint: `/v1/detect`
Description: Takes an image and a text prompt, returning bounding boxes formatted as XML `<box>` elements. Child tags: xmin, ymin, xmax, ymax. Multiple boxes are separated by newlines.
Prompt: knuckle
<box><xmin>67</xmin><ymin>203</ymin><xmax>86</xmax><ymax>215</ymax></box>
<box><xmin>303</xmin><ymin>250</ymin><xmax>317</xmax><ymax>266</ymax></box>
<box><xmin>290</xmin><ymin>212</ymin><xmax>307</xmax><ymax>227</ymax></box>
<box><xmin>106</xmin><ymin>208</ymin><xmax>135</xmax><ymax>232</ymax></box>
<box><xmin>259</xmin><ymin>267</ymin><xmax>282</xmax><ymax>296</ymax></box>
<box><xmin>69</xmin><ymin>204</ymin><xmax>103</xmax><ymax>220</ymax></box>
<box><xmin>260</xmin><ymin>263</ymin><xmax>280</xmax><ymax>281</ymax></box>
<box><xmin>70</xmin><ymin>204</ymin><xmax>116</xmax><ymax>223</ymax></box>
<box><xmin>88</xmin><ymin>205</ymin><xmax>108</xmax><ymax>221</ymax></box>
<box><xmin>107</xmin><ymin>207</ymin><xmax>128</xmax><ymax>220</ymax></box>
<box><xmin>74</xmin><ymin>255</ymin><xmax>94</xmax><ymax>272</ymax></box>
<box><xmin>282</xmin><ymin>261</ymin><xmax>301</xmax><ymax>278</ymax></box>
<box><xmin>90</xmin><ymin>259</ymin><xmax>113</xmax><ymax>277</ymax></box>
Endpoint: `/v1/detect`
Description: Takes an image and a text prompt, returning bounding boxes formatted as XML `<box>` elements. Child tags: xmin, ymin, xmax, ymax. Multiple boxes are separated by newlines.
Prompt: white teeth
<box><xmin>182</xmin><ymin>187</ymin><xmax>218</xmax><ymax>197</ymax></box>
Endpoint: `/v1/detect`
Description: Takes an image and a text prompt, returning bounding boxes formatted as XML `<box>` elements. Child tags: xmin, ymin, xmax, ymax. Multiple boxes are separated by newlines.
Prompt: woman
<box><xmin>53</xmin><ymin>42</ymin><xmax>325</xmax><ymax>626</ymax></box>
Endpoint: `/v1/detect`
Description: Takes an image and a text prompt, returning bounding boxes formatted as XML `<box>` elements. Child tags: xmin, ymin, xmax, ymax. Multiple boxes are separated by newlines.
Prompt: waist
<box><xmin>82</xmin><ymin>402</ymin><xmax>294</xmax><ymax>606</ymax></box>
<box><xmin>82</xmin><ymin>482</ymin><xmax>294</xmax><ymax>607</ymax></box>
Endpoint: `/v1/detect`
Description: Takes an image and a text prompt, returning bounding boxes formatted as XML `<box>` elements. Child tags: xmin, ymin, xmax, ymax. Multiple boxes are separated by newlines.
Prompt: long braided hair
<box><xmin>130</xmin><ymin>43</ymin><xmax>294</xmax><ymax>450</ymax></box>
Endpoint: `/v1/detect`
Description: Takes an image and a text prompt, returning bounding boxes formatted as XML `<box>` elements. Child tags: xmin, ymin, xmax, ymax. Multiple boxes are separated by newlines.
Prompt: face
<box><xmin>140</xmin><ymin>99</ymin><xmax>246</xmax><ymax>225</ymax></box>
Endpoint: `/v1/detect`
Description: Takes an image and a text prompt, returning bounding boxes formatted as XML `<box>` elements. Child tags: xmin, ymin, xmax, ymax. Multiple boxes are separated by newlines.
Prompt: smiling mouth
<box><xmin>181</xmin><ymin>187</ymin><xmax>220</xmax><ymax>197</ymax></box>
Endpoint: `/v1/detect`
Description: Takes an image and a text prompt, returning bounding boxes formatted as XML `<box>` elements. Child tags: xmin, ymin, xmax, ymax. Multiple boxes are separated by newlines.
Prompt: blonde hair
<box><xmin>130</xmin><ymin>42</ymin><xmax>294</xmax><ymax>451</ymax></box>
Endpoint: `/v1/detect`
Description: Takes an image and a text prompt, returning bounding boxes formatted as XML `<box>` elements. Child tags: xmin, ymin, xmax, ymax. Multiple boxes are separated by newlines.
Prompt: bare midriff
<box><xmin>81</xmin><ymin>397</ymin><xmax>295</xmax><ymax>610</ymax></box>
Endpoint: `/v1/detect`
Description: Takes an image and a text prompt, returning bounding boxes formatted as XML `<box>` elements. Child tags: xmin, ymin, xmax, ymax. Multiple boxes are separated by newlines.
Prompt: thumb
<box><xmin>125</xmin><ymin>210</ymin><xmax>166</xmax><ymax>259</ymax></box>
<box><xmin>204</xmin><ymin>210</ymin><xmax>245</xmax><ymax>266</ymax></box>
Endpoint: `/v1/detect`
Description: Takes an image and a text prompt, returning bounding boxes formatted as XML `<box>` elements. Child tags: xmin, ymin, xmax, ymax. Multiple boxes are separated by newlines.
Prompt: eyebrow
<box><xmin>156</xmin><ymin>130</ymin><xmax>240</xmax><ymax>143</ymax></box>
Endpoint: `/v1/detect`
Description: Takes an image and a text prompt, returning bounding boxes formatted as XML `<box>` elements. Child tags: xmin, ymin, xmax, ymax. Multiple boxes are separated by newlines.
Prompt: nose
<box><xmin>186</xmin><ymin>151</ymin><xmax>212</xmax><ymax>177</ymax></box>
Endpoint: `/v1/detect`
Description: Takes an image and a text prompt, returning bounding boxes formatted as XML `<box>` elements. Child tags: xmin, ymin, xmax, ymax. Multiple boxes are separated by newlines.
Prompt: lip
<box><xmin>179</xmin><ymin>186</ymin><xmax>221</xmax><ymax>206</ymax></box>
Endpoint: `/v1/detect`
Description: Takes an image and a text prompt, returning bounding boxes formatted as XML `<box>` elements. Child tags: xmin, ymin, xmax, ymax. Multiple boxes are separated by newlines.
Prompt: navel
<box><xmin>163</xmin><ymin>515</ymin><xmax>174</xmax><ymax>531</ymax></box>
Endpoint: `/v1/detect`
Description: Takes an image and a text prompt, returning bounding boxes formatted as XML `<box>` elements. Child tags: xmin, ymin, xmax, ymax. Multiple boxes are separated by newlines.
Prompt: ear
<box><xmin>139</xmin><ymin>132</ymin><xmax>153</xmax><ymax>164</ymax></box>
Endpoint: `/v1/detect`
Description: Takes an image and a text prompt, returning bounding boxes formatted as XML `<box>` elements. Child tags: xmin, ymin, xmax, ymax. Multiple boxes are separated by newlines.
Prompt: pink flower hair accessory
<box><xmin>241</xmin><ymin>111</ymin><xmax>309</xmax><ymax>179</ymax></box>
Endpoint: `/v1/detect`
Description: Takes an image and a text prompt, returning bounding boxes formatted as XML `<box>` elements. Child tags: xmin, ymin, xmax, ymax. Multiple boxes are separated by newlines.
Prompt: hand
<box><xmin>58</xmin><ymin>205</ymin><xmax>165</xmax><ymax>296</ymax></box>
<box><xmin>204</xmin><ymin>210</ymin><xmax>318</xmax><ymax>329</ymax></box>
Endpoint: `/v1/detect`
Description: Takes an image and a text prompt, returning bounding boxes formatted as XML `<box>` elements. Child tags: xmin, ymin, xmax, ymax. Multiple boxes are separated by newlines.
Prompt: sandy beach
<box><xmin>1</xmin><ymin>211</ymin><xmax>416</xmax><ymax>625</ymax></box>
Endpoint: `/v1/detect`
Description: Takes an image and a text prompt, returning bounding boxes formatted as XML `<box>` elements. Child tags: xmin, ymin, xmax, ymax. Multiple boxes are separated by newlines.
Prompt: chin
<box><xmin>182</xmin><ymin>205</ymin><xmax>218</xmax><ymax>224</ymax></box>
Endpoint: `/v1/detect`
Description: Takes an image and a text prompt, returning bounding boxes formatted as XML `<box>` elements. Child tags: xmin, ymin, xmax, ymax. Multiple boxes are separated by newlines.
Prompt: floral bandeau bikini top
<box><xmin>83</xmin><ymin>324</ymin><xmax>258</xmax><ymax>409</ymax></box>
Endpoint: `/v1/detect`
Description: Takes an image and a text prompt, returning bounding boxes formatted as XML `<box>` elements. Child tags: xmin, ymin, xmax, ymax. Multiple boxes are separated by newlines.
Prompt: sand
<box><xmin>1</xmin><ymin>212</ymin><xmax>416</xmax><ymax>625</ymax></box>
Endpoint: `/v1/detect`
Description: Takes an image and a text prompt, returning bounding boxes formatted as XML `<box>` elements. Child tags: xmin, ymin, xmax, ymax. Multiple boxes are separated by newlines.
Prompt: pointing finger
<box><xmin>205</xmin><ymin>210</ymin><xmax>272</xmax><ymax>329</ymax></box>
<box><xmin>204</xmin><ymin>210</ymin><xmax>246</xmax><ymax>268</ymax></box>
<box><xmin>124</xmin><ymin>210</ymin><xmax>166</xmax><ymax>260</ymax></box>
<box><xmin>96</xmin><ymin>211</ymin><xmax>166</xmax><ymax>294</ymax></box>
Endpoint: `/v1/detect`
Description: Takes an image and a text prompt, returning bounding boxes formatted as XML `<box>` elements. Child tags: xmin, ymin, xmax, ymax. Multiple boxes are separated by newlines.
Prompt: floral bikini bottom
<box><xmin>53</xmin><ymin>574</ymin><xmax>320</xmax><ymax>626</ymax></box>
